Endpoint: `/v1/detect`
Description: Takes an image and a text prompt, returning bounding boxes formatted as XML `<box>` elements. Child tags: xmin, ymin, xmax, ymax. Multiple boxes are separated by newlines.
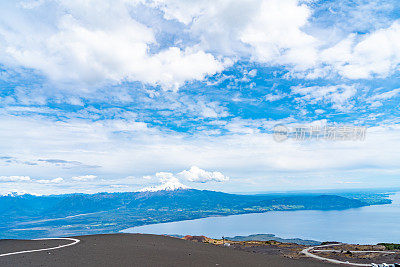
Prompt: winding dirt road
<box><xmin>302</xmin><ymin>243</ymin><xmax>397</xmax><ymax>266</ymax></box>
<box><xmin>0</xmin><ymin>238</ymin><xmax>80</xmax><ymax>257</ymax></box>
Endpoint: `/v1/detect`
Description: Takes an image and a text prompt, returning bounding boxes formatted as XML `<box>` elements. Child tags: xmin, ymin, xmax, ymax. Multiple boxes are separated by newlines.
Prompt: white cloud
<box><xmin>0</xmin><ymin>175</ymin><xmax>31</xmax><ymax>182</ymax></box>
<box><xmin>248</xmin><ymin>69</ymin><xmax>257</xmax><ymax>77</ymax></box>
<box><xmin>150</xmin><ymin>2</ymin><xmax>400</xmax><ymax>79</ymax></box>
<box><xmin>224</xmin><ymin>118</ymin><xmax>271</xmax><ymax>134</ymax></box>
<box><xmin>291</xmin><ymin>84</ymin><xmax>357</xmax><ymax>111</ymax></box>
<box><xmin>370</xmin><ymin>88</ymin><xmax>400</xmax><ymax>101</ymax></box>
<box><xmin>1</xmin><ymin>107</ymin><xmax>400</xmax><ymax>194</ymax></box>
<box><xmin>366</xmin><ymin>88</ymin><xmax>400</xmax><ymax>108</ymax></box>
<box><xmin>0</xmin><ymin>0</ymin><xmax>227</xmax><ymax>91</ymax></box>
<box><xmin>18</xmin><ymin>0</ymin><xmax>45</xmax><ymax>9</ymax></box>
<box><xmin>71</xmin><ymin>175</ymin><xmax>97</xmax><ymax>181</ymax></box>
<box><xmin>35</xmin><ymin>177</ymin><xmax>64</xmax><ymax>184</ymax></box>
<box><xmin>239</xmin><ymin>0</ymin><xmax>317</xmax><ymax>69</ymax></box>
<box><xmin>178</xmin><ymin>166</ymin><xmax>229</xmax><ymax>183</ymax></box>
<box><xmin>320</xmin><ymin>20</ymin><xmax>400</xmax><ymax>79</ymax></box>
<box><xmin>155</xmin><ymin>0</ymin><xmax>317</xmax><ymax>69</ymax></box>
<box><xmin>153</xmin><ymin>0</ymin><xmax>259</xmax><ymax>54</ymax></box>
<box><xmin>155</xmin><ymin>171</ymin><xmax>174</xmax><ymax>181</ymax></box>
<box><xmin>1</xmin><ymin>1</ymin><xmax>400</xmax><ymax>196</ymax></box>
<box><xmin>3</xmin><ymin>0</ymin><xmax>399</xmax><ymax>88</ymax></box>
<box><xmin>154</xmin><ymin>0</ymin><xmax>400</xmax><ymax>79</ymax></box>
<box><xmin>197</xmin><ymin>101</ymin><xmax>229</xmax><ymax>118</ymax></box>
<box><xmin>265</xmin><ymin>93</ymin><xmax>286</xmax><ymax>102</ymax></box>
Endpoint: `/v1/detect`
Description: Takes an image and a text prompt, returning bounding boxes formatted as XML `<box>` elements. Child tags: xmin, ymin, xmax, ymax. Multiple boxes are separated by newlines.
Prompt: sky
<box><xmin>0</xmin><ymin>0</ymin><xmax>400</xmax><ymax>195</ymax></box>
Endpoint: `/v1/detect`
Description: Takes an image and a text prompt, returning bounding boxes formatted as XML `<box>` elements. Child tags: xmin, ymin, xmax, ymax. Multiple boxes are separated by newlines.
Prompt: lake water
<box><xmin>122</xmin><ymin>192</ymin><xmax>400</xmax><ymax>244</ymax></box>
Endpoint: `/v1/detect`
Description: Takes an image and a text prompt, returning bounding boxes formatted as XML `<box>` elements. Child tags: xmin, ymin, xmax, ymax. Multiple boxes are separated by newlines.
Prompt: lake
<box><xmin>122</xmin><ymin>192</ymin><xmax>400</xmax><ymax>244</ymax></box>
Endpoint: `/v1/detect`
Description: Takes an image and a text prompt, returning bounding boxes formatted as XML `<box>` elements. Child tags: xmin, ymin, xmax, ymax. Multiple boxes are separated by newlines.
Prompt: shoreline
<box><xmin>122</xmin><ymin>192</ymin><xmax>400</xmax><ymax>245</ymax></box>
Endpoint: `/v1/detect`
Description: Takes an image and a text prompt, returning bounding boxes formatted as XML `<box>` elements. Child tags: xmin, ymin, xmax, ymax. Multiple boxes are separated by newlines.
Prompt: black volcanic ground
<box><xmin>0</xmin><ymin>233</ymin><xmax>335</xmax><ymax>267</ymax></box>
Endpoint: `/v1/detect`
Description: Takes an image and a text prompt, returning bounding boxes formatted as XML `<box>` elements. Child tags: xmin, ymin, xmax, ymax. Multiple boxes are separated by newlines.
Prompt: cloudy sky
<box><xmin>0</xmin><ymin>0</ymin><xmax>400</xmax><ymax>195</ymax></box>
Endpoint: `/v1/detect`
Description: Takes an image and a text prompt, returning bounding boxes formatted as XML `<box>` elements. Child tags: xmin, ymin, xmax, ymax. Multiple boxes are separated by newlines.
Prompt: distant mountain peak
<box><xmin>138</xmin><ymin>177</ymin><xmax>189</xmax><ymax>192</ymax></box>
<box><xmin>1</xmin><ymin>191</ymin><xmax>34</xmax><ymax>197</ymax></box>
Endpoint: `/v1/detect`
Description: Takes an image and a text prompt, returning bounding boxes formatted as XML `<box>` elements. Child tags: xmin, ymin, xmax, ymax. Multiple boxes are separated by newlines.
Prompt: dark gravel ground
<box><xmin>0</xmin><ymin>238</ymin><xmax>71</xmax><ymax>254</ymax></box>
<box><xmin>0</xmin><ymin>233</ymin><xmax>336</xmax><ymax>267</ymax></box>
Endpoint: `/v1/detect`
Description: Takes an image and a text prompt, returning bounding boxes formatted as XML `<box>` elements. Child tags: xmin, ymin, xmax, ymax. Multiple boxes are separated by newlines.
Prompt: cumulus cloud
<box><xmin>2</xmin><ymin>0</ymin><xmax>399</xmax><ymax>88</ymax></box>
<box><xmin>239</xmin><ymin>0</ymin><xmax>317</xmax><ymax>69</ymax></box>
<box><xmin>71</xmin><ymin>175</ymin><xmax>97</xmax><ymax>181</ymax></box>
<box><xmin>0</xmin><ymin>0</ymin><xmax>227</xmax><ymax>91</ymax></box>
<box><xmin>154</xmin><ymin>0</ymin><xmax>400</xmax><ymax>79</ymax></box>
<box><xmin>1</xmin><ymin>1</ymin><xmax>400</xmax><ymax>196</ymax></box>
<box><xmin>319</xmin><ymin>20</ymin><xmax>400</xmax><ymax>79</ymax></box>
<box><xmin>155</xmin><ymin>0</ymin><xmax>317</xmax><ymax>68</ymax></box>
<box><xmin>0</xmin><ymin>175</ymin><xmax>31</xmax><ymax>182</ymax></box>
<box><xmin>178</xmin><ymin>166</ymin><xmax>229</xmax><ymax>183</ymax></box>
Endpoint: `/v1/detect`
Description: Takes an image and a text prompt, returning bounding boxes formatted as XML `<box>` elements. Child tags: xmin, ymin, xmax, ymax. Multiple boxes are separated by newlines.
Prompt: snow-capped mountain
<box><xmin>138</xmin><ymin>177</ymin><xmax>189</xmax><ymax>192</ymax></box>
<box><xmin>1</xmin><ymin>190</ymin><xmax>37</xmax><ymax>197</ymax></box>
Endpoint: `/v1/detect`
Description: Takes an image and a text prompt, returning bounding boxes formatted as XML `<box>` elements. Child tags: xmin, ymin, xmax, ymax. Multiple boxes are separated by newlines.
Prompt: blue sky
<box><xmin>0</xmin><ymin>0</ymin><xmax>400</xmax><ymax>195</ymax></box>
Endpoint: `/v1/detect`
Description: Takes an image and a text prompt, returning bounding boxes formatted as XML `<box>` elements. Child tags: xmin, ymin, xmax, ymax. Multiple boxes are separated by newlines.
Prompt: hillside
<box><xmin>0</xmin><ymin>189</ymin><xmax>380</xmax><ymax>239</ymax></box>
